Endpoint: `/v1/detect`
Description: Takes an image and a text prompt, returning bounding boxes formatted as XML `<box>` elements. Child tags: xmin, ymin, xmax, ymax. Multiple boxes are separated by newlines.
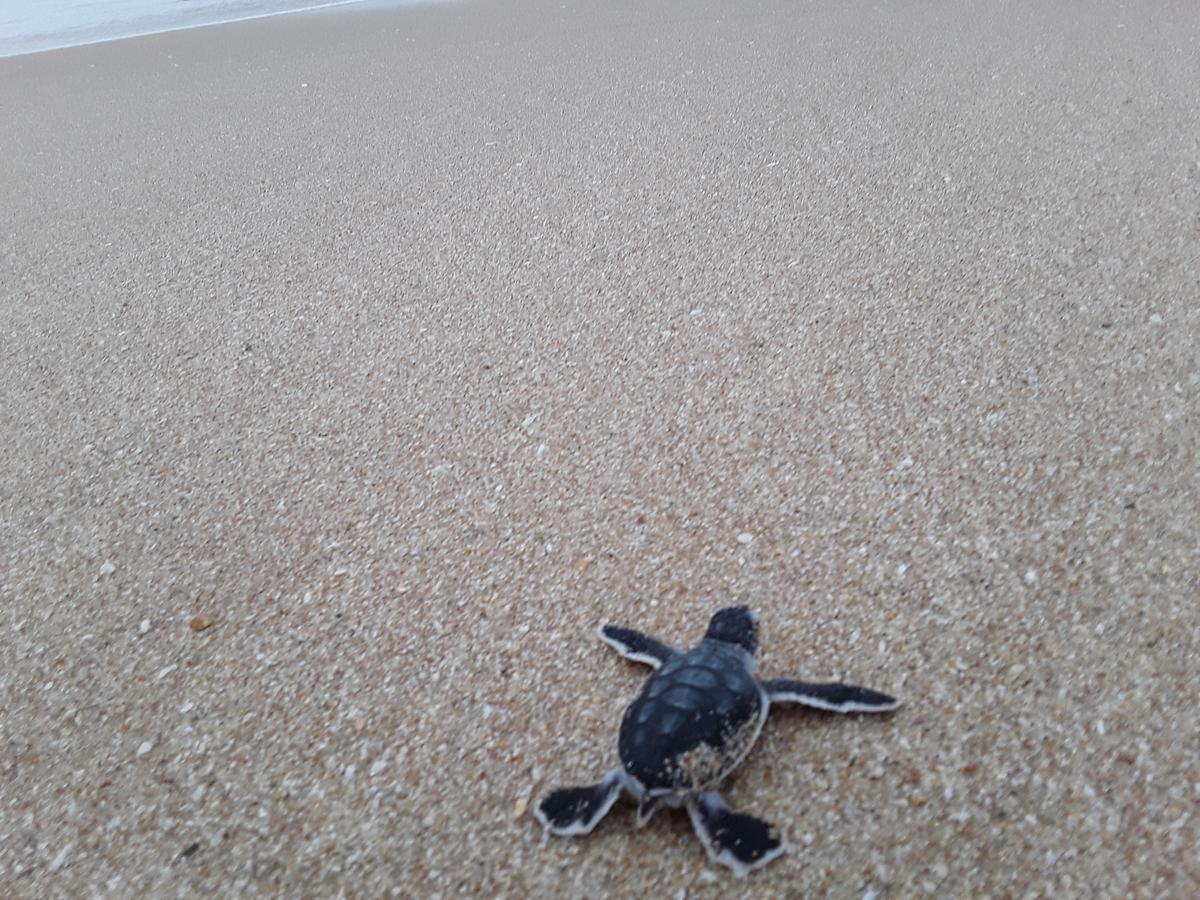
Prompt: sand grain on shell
<box><xmin>1</xmin><ymin>0</ymin><xmax>1198</xmax><ymax>896</ymax></box>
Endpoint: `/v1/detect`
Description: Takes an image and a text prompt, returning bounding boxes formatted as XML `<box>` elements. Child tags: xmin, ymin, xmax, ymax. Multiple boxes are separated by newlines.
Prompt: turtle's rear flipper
<box><xmin>687</xmin><ymin>792</ymin><xmax>788</xmax><ymax>876</ymax></box>
<box><xmin>535</xmin><ymin>769</ymin><xmax>624</xmax><ymax>836</ymax></box>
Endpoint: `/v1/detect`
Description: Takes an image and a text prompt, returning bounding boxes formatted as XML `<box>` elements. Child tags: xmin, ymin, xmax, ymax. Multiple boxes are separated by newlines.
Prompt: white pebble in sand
<box><xmin>49</xmin><ymin>844</ymin><xmax>71</xmax><ymax>872</ymax></box>
<box><xmin>1024</xmin><ymin>569</ymin><xmax>1038</xmax><ymax>585</ymax></box>
<box><xmin>98</xmin><ymin>561</ymin><xmax>116</xmax><ymax>576</ymax></box>
<box><xmin>136</xmin><ymin>741</ymin><xmax>153</xmax><ymax>757</ymax></box>
<box><xmin>139</xmin><ymin>619</ymin><xmax>150</xmax><ymax>634</ymax></box>
<box><xmin>736</xmin><ymin>532</ymin><xmax>754</xmax><ymax>545</ymax></box>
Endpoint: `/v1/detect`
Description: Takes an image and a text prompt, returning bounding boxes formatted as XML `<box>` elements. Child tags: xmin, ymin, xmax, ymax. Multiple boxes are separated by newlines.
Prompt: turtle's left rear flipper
<box><xmin>687</xmin><ymin>792</ymin><xmax>788</xmax><ymax>876</ymax></box>
<box><xmin>535</xmin><ymin>769</ymin><xmax>624</xmax><ymax>836</ymax></box>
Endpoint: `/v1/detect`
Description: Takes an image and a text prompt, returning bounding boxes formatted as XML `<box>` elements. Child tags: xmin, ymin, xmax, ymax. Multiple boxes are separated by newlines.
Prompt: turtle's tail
<box><xmin>535</xmin><ymin>769</ymin><xmax>624</xmax><ymax>836</ymax></box>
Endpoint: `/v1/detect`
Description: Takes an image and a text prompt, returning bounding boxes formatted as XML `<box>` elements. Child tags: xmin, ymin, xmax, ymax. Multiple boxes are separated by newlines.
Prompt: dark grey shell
<box><xmin>618</xmin><ymin>640</ymin><xmax>764</xmax><ymax>793</ymax></box>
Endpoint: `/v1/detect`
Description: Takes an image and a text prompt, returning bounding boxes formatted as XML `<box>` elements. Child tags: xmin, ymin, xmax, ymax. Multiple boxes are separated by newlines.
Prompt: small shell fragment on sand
<box><xmin>49</xmin><ymin>844</ymin><xmax>72</xmax><ymax>872</ymax></box>
<box><xmin>190</xmin><ymin>616</ymin><xmax>215</xmax><ymax>632</ymax></box>
<box><xmin>513</xmin><ymin>781</ymin><xmax>537</xmax><ymax>820</ymax></box>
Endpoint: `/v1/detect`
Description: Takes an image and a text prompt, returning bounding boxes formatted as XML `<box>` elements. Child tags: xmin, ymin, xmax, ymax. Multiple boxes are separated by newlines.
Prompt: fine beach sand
<box><xmin>1</xmin><ymin>0</ymin><xmax>1198</xmax><ymax>895</ymax></box>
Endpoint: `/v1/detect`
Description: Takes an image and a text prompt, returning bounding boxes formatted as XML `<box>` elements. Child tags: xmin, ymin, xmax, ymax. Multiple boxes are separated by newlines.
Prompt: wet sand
<box><xmin>1</xmin><ymin>0</ymin><xmax>1197</xmax><ymax>895</ymax></box>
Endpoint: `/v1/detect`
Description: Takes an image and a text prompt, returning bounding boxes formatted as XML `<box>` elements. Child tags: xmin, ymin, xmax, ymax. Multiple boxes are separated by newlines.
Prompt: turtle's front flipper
<box><xmin>597</xmin><ymin>625</ymin><xmax>679</xmax><ymax>669</ymax></box>
<box><xmin>762</xmin><ymin>678</ymin><xmax>899</xmax><ymax>713</ymax></box>
<box><xmin>686</xmin><ymin>792</ymin><xmax>788</xmax><ymax>877</ymax></box>
<box><xmin>535</xmin><ymin>769</ymin><xmax>624</xmax><ymax>836</ymax></box>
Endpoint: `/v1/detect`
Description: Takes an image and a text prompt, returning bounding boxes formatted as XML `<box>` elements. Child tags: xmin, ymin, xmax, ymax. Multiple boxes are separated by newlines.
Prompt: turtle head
<box><xmin>704</xmin><ymin>606</ymin><xmax>759</xmax><ymax>655</ymax></box>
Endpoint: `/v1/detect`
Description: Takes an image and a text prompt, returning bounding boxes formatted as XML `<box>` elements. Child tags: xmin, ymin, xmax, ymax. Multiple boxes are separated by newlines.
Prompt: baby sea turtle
<box><xmin>535</xmin><ymin>606</ymin><xmax>898</xmax><ymax>876</ymax></box>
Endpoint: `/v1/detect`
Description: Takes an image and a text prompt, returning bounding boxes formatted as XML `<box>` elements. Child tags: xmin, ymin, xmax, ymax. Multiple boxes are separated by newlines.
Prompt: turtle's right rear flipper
<box><xmin>687</xmin><ymin>792</ymin><xmax>788</xmax><ymax>876</ymax></box>
<box><xmin>535</xmin><ymin>769</ymin><xmax>624</xmax><ymax>836</ymax></box>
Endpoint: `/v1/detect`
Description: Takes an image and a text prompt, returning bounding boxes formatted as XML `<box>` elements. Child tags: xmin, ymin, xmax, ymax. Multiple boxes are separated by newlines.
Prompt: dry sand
<box><xmin>1</xmin><ymin>0</ymin><xmax>1198</xmax><ymax>896</ymax></box>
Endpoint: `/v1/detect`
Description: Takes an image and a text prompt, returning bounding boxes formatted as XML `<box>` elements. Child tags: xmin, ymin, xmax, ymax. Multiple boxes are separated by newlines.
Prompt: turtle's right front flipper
<box><xmin>762</xmin><ymin>678</ymin><xmax>899</xmax><ymax>713</ymax></box>
<box><xmin>535</xmin><ymin>769</ymin><xmax>624</xmax><ymax>836</ymax></box>
<box><xmin>686</xmin><ymin>792</ymin><xmax>788</xmax><ymax>876</ymax></box>
<box><xmin>597</xmin><ymin>625</ymin><xmax>679</xmax><ymax>669</ymax></box>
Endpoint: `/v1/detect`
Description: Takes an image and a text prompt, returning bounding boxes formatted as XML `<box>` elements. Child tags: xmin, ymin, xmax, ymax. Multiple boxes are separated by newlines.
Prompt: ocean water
<box><xmin>0</xmin><ymin>0</ymin><xmax>402</xmax><ymax>58</ymax></box>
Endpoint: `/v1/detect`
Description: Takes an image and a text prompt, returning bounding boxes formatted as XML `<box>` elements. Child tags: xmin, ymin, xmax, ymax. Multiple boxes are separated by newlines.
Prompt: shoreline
<box><xmin>0</xmin><ymin>0</ymin><xmax>439</xmax><ymax>60</ymax></box>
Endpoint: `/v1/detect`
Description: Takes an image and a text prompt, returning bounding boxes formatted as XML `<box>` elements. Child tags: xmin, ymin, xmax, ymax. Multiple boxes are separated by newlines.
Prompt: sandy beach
<box><xmin>1</xmin><ymin>0</ymin><xmax>1198</xmax><ymax>895</ymax></box>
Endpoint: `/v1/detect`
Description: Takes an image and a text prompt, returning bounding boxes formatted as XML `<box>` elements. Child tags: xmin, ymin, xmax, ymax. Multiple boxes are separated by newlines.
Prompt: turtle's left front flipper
<box><xmin>598</xmin><ymin>625</ymin><xmax>679</xmax><ymax>669</ymax></box>
<box><xmin>535</xmin><ymin>769</ymin><xmax>624</xmax><ymax>836</ymax></box>
<box><xmin>686</xmin><ymin>792</ymin><xmax>788</xmax><ymax>876</ymax></box>
<box><xmin>762</xmin><ymin>678</ymin><xmax>899</xmax><ymax>713</ymax></box>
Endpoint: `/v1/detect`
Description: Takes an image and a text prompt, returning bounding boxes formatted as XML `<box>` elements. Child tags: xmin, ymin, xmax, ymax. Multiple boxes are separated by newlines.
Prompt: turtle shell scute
<box><xmin>618</xmin><ymin>642</ymin><xmax>763</xmax><ymax>792</ymax></box>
